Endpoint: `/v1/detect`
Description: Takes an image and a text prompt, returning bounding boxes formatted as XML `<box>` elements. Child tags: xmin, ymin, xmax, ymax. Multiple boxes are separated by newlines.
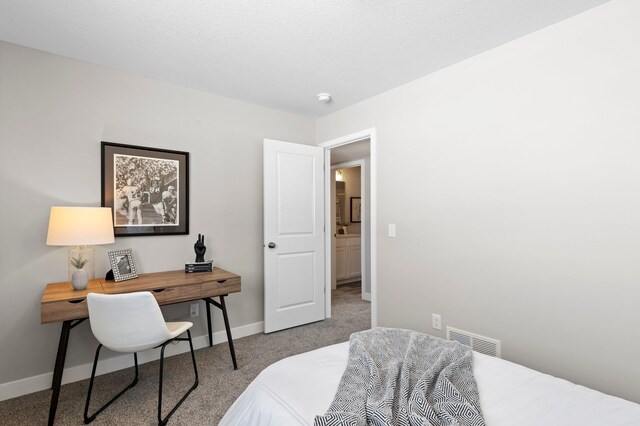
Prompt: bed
<box><xmin>220</xmin><ymin>338</ymin><xmax>640</xmax><ymax>425</ymax></box>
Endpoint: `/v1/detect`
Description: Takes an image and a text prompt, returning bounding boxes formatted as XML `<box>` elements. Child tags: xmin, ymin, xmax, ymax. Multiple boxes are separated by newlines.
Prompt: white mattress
<box><xmin>220</xmin><ymin>342</ymin><xmax>640</xmax><ymax>425</ymax></box>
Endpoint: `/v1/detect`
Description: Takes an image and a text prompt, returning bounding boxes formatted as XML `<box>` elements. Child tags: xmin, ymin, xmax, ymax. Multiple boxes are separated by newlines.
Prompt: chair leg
<box><xmin>84</xmin><ymin>346</ymin><xmax>138</xmax><ymax>424</ymax></box>
<box><xmin>157</xmin><ymin>330</ymin><xmax>199</xmax><ymax>426</ymax></box>
<box><xmin>187</xmin><ymin>330</ymin><xmax>199</xmax><ymax>386</ymax></box>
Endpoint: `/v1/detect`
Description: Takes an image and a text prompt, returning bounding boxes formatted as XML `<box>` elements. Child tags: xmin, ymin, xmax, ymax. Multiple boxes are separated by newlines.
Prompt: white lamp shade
<box><xmin>46</xmin><ymin>207</ymin><xmax>115</xmax><ymax>246</ymax></box>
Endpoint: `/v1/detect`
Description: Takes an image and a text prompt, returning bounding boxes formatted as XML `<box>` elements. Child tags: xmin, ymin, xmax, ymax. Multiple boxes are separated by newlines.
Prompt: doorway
<box><xmin>320</xmin><ymin>129</ymin><xmax>377</xmax><ymax>328</ymax></box>
<box><xmin>332</xmin><ymin>161</ymin><xmax>367</xmax><ymax>300</ymax></box>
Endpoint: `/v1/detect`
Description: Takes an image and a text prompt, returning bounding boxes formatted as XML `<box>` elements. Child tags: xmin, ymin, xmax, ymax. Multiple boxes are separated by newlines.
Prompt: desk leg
<box><xmin>48</xmin><ymin>320</ymin><xmax>72</xmax><ymax>426</ymax></box>
<box><xmin>219</xmin><ymin>295</ymin><xmax>238</xmax><ymax>370</ymax></box>
<box><xmin>205</xmin><ymin>301</ymin><xmax>213</xmax><ymax>347</ymax></box>
<box><xmin>203</xmin><ymin>296</ymin><xmax>238</xmax><ymax>370</ymax></box>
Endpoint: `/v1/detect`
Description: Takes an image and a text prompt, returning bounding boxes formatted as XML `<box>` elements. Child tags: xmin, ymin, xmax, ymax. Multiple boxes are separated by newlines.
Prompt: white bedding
<box><xmin>220</xmin><ymin>342</ymin><xmax>640</xmax><ymax>425</ymax></box>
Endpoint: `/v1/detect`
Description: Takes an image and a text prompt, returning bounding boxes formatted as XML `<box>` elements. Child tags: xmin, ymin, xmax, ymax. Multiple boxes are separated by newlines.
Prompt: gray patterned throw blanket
<box><xmin>314</xmin><ymin>328</ymin><xmax>485</xmax><ymax>426</ymax></box>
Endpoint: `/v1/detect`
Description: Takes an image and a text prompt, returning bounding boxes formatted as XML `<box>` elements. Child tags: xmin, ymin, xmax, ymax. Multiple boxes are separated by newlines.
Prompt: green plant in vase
<box><xmin>70</xmin><ymin>255</ymin><xmax>89</xmax><ymax>290</ymax></box>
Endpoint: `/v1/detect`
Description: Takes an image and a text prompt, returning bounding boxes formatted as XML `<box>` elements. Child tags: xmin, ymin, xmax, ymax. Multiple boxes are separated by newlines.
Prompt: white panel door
<box><xmin>264</xmin><ymin>139</ymin><xmax>325</xmax><ymax>333</ymax></box>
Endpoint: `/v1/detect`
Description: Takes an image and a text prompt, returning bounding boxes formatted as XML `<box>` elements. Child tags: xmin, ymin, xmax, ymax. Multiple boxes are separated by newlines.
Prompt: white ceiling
<box><xmin>0</xmin><ymin>0</ymin><xmax>609</xmax><ymax>118</ymax></box>
<box><xmin>331</xmin><ymin>139</ymin><xmax>371</xmax><ymax>165</ymax></box>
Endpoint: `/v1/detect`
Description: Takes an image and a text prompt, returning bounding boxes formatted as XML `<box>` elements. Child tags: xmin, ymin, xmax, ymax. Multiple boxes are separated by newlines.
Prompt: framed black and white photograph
<box><xmin>107</xmin><ymin>249</ymin><xmax>139</xmax><ymax>282</ymax></box>
<box><xmin>350</xmin><ymin>197</ymin><xmax>362</xmax><ymax>223</ymax></box>
<box><xmin>101</xmin><ymin>142</ymin><xmax>189</xmax><ymax>236</ymax></box>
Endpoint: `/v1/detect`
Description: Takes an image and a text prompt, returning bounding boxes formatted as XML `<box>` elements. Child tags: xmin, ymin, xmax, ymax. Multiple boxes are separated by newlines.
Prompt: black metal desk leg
<box><xmin>205</xmin><ymin>300</ymin><xmax>213</xmax><ymax>347</ymax></box>
<box><xmin>219</xmin><ymin>295</ymin><xmax>238</xmax><ymax>370</ymax></box>
<box><xmin>48</xmin><ymin>320</ymin><xmax>72</xmax><ymax>426</ymax></box>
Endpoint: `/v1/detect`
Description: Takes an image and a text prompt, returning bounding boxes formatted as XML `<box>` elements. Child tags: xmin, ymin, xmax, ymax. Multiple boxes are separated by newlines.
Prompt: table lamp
<box><xmin>46</xmin><ymin>206</ymin><xmax>115</xmax><ymax>290</ymax></box>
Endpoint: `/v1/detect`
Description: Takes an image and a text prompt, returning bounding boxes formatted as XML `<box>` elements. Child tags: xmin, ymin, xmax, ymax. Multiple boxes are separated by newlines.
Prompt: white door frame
<box><xmin>331</xmin><ymin>160</ymin><xmax>368</xmax><ymax>301</ymax></box>
<box><xmin>320</xmin><ymin>128</ymin><xmax>377</xmax><ymax>327</ymax></box>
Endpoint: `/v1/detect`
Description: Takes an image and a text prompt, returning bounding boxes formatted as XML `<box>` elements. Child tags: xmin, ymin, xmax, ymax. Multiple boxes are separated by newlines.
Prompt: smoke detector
<box><xmin>317</xmin><ymin>93</ymin><xmax>332</xmax><ymax>103</ymax></box>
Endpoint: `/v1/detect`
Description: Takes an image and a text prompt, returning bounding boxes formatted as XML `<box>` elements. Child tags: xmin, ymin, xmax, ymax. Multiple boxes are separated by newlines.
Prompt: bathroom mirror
<box><xmin>336</xmin><ymin>181</ymin><xmax>346</xmax><ymax>227</ymax></box>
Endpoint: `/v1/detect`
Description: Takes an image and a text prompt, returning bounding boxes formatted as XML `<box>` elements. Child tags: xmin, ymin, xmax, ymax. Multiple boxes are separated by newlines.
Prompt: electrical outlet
<box><xmin>190</xmin><ymin>303</ymin><xmax>199</xmax><ymax>317</ymax></box>
<box><xmin>432</xmin><ymin>313</ymin><xmax>441</xmax><ymax>330</ymax></box>
<box><xmin>388</xmin><ymin>224</ymin><xmax>396</xmax><ymax>237</ymax></box>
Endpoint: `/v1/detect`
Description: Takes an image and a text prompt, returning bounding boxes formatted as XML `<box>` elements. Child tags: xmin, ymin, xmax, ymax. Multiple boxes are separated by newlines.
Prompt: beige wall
<box><xmin>0</xmin><ymin>41</ymin><xmax>315</xmax><ymax>388</ymax></box>
<box><xmin>317</xmin><ymin>0</ymin><xmax>640</xmax><ymax>403</ymax></box>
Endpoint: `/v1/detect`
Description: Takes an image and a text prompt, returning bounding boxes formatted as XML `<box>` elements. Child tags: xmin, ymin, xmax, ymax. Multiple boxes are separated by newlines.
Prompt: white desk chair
<box><xmin>84</xmin><ymin>291</ymin><xmax>199</xmax><ymax>425</ymax></box>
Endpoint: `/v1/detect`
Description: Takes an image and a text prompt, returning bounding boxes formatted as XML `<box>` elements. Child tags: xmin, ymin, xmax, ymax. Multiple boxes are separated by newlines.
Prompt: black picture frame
<box><xmin>107</xmin><ymin>249</ymin><xmax>139</xmax><ymax>282</ymax></box>
<box><xmin>350</xmin><ymin>197</ymin><xmax>362</xmax><ymax>223</ymax></box>
<box><xmin>101</xmin><ymin>141</ymin><xmax>189</xmax><ymax>237</ymax></box>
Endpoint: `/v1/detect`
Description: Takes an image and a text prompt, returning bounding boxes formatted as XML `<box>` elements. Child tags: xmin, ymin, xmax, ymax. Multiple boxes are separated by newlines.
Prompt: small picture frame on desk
<box><xmin>107</xmin><ymin>249</ymin><xmax>139</xmax><ymax>282</ymax></box>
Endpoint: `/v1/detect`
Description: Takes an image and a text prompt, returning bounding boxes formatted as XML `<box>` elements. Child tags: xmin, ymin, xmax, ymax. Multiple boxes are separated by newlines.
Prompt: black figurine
<box><xmin>194</xmin><ymin>234</ymin><xmax>206</xmax><ymax>262</ymax></box>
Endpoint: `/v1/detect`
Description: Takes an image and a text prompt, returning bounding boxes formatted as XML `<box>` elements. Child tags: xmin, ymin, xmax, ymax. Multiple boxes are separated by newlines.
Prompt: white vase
<box><xmin>71</xmin><ymin>268</ymin><xmax>88</xmax><ymax>291</ymax></box>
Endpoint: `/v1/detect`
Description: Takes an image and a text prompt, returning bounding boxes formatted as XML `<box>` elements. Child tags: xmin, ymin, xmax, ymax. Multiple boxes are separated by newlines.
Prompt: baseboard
<box><xmin>337</xmin><ymin>277</ymin><xmax>361</xmax><ymax>285</ymax></box>
<box><xmin>362</xmin><ymin>292</ymin><xmax>371</xmax><ymax>301</ymax></box>
<box><xmin>0</xmin><ymin>321</ymin><xmax>264</xmax><ymax>402</ymax></box>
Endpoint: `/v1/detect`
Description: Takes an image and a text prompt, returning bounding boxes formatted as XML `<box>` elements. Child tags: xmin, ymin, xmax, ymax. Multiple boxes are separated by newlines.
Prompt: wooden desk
<box><xmin>41</xmin><ymin>268</ymin><xmax>241</xmax><ymax>426</ymax></box>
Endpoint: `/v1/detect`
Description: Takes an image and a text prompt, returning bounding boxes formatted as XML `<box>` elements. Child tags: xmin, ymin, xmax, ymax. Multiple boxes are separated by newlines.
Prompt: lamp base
<box><xmin>71</xmin><ymin>269</ymin><xmax>89</xmax><ymax>290</ymax></box>
<box><xmin>68</xmin><ymin>246</ymin><xmax>95</xmax><ymax>284</ymax></box>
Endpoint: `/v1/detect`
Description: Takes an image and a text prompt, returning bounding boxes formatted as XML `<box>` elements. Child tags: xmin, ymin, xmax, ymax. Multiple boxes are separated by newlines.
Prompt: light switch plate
<box><xmin>388</xmin><ymin>224</ymin><xmax>396</xmax><ymax>237</ymax></box>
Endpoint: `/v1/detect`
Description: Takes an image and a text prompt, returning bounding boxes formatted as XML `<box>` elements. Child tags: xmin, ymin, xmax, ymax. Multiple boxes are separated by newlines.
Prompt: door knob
<box><xmin>268</xmin><ymin>242</ymin><xmax>276</xmax><ymax>249</ymax></box>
